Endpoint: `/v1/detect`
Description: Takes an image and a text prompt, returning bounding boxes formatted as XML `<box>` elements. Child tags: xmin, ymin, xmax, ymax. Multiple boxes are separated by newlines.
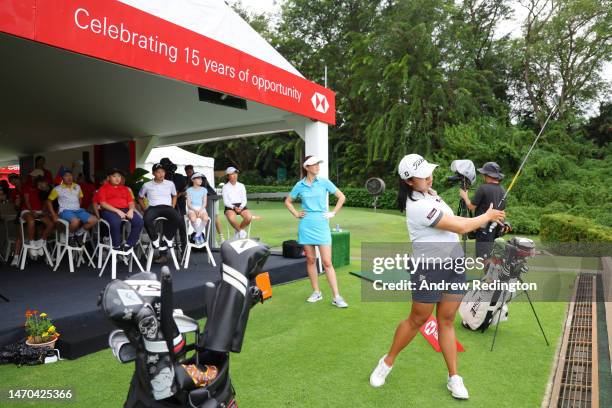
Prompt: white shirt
<box><xmin>405</xmin><ymin>190</ymin><xmax>463</xmax><ymax>260</ymax></box>
<box><xmin>139</xmin><ymin>180</ymin><xmax>176</xmax><ymax>207</ymax></box>
<box><xmin>222</xmin><ymin>181</ymin><xmax>247</xmax><ymax>209</ymax></box>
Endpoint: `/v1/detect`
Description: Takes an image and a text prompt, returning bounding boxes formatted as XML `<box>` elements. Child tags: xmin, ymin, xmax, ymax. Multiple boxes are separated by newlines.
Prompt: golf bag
<box><xmin>99</xmin><ymin>238</ymin><xmax>270</xmax><ymax>407</ymax></box>
<box><xmin>459</xmin><ymin>237</ymin><xmax>535</xmax><ymax>332</ymax></box>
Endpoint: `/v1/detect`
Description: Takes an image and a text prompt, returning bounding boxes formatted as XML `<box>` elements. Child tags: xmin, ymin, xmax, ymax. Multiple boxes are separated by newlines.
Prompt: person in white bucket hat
<box><xmin>369</xmin><ymin>154</ymin><xmax>506</xmax><ymax>400</ymax></box>
<box><xmin>285</xmin><ymin>155</ymin><xmax>348</xmax><ymax>308</ymax></box>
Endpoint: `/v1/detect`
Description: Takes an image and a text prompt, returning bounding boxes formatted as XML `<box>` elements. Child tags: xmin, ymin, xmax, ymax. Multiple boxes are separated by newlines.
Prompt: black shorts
<box><xmin>409</xmin><ymin>261</ymin><xmax>467</xmax><ymax>303</ymax></box>
<box><xmin>224</xmin><ymin>203</ymin><xmax>248</xmax><ymax>213</ymax></box>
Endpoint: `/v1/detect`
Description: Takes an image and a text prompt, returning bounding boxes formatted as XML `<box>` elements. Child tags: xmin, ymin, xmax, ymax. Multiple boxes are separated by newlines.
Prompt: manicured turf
<box><xmin>1</xmin><ymin>202</ymin><xmax>570</xmax><ymax>407</ymax></box>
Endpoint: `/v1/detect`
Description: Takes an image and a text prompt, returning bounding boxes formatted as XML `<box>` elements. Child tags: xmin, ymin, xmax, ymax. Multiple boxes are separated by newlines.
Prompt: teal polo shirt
<box><xmin>290</xmin><ymin>177</ymin><xmax>337</xmax><ymax>212</ymax></box>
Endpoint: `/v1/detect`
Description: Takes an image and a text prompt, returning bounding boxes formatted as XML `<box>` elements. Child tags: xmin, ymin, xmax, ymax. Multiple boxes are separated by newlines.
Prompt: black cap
<box><xmin>107</xmin><ymin>168</ymin><xmax>126</xmax><ymax>177</ymax></box>
<box><xmin>152</xmin><ymin>163</ymin><xmax>164</xmax><ymax>173</ymax></box>
<box><xmin>477</xmin><ymin>162</ymin><xmax>504</xmax><ymax>179</ymax></box>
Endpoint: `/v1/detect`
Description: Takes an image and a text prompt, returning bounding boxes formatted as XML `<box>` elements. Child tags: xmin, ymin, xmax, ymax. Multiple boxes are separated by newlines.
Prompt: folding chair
<box><xmin>98</xmin><ymin>218</ymin><xmax>145</xmax><ymax>279</ymax></box>
<box><xmin>17</xmin><ymin>217</ymin><xmax>54</xmax><ymax>270</ymax></box>
<box><xmin>53</xmin><ymin>219</ymin><xmax>95</xmax><ymax>272</ymax></box>
<box><xmin>145</xmin><ymin>217</ymin><xmax>180</xmax><ymax>271</ymax></box>
<box><xmin>182</xmin><ymin>216</ymin><xmax>216</xmax><ymax>269</ymax></box>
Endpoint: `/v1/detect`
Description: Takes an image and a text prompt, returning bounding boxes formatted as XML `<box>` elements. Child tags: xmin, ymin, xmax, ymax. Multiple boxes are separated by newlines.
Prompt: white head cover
<box><xmin>398</xmin><ymin>154</ymin><xmax>438</xmax><ymax>180</ymax></box>
<box><xmin>450</xmin><ymin>160</ymin><xmax>476</xmax><ymax>184</ymax></box>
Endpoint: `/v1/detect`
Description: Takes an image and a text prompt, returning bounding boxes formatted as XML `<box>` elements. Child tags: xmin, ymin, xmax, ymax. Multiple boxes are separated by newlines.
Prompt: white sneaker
<box><xmin>447</xmin><ymin>375</ymin><xmax>469</xmax><ymax>399</ymax></box>
<box><xmin>239</xmin><ymin>229</ymin><xmax>247</xmax><ymax>239</ymax></box>
<box><xmin>370</xmin><ymin>355</ymin><xmax>392</xmax><ymax>387</ymax></box>
<box><xmin>332</xmin><ymin>295</ymin><xmax>348</xmax><ymax>308</ymax></box>
<box><xmin>219</xmin><ymin>234</ymin><xmax>225</xmax><ymax>243</ymax></box>
<box><xmin>37</xmin><ymin>240</ymin><xmax>45</xmax><ymax>256</ymax></box>
<box><xmin>10</xmin><ymin>256</ymin><xmax>19</xmax><ymax>267</ymax></box>
<box><xmin>306</xmin><ymin>291</ymin><xmax>323</xmax><ymax>303</ymax></box>
<box><xmin>233</xmin><ymin>231</ymin><xmax>240</xmax><ymax>240</ymax></box>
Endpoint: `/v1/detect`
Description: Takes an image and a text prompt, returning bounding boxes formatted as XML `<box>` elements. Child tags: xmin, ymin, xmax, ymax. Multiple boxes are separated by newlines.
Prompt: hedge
<box><xmin>540</xmin><ymin>213</ymin><xmax>612</xmax><ymax>256</ymax></box>
<box><xmin>245</xmin><ymin>186</ymin><xmax>611</xmax><ymax>241</ymax></box>
<box><xmin>246</xmin><ymin>185</ymin><xmax>399</xmax><ymax>210</ymax></box>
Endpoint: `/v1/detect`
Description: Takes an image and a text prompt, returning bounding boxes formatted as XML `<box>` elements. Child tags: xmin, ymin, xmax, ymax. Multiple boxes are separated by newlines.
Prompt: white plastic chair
<box><xmin>53</xmin><ymin>219</ymin><xmax>95</xmax><ymax>272</ymax></box>
<box><xmin>225</xmin><ymin>214</ymin><xmax>261</xmax><ymax>240</ymax></box>
<box><xmin>145</xmin><ymin>217</ymin><xmax>180</xmax><ymax>271</ymax></box>
<box><xmin>182</xmin><ymin>216</ymin><xmax>216</xmax><ymax>269</ymax></box>
<box><xmin>17</xmin><ymin>217</ymin><xmax>54</xmax><ymax>270</ymax></box>
<box><xmin>94</xmin><ymin>217</ymin><xmax>112</xmax><ymax>269</ymax></box>
<box><xmin>98</xmin><ymin>218</ymin><xmax>145</xmax><ymax>279</ymax></box>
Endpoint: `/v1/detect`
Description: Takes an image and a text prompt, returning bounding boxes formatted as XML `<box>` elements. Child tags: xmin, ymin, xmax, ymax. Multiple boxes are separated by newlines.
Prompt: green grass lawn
<box><xmin>1</xmin><ymin>202</ymin><xmax>572</xmax><ymax>407</ymax></box>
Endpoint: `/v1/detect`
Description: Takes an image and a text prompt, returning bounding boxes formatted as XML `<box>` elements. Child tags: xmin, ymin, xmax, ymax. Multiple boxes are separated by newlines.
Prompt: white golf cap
<box><xmin>303</xmin><ymin>156</ymin><xmax>323</xmax><ymax>169</ymax></box>
<box><xmin>191</xmin><ymin>172</ymin><xmax>204</xmax><ymax>180</ymax></box>
<box><xmin>398</xmin><ymin>154</ymin><xmax>438</xmax><ymax>180</ymax></box>
<box><xmin>225</xmin><ymin>166</ymin><xmax>239</xmax><ymax>175</ymax></box>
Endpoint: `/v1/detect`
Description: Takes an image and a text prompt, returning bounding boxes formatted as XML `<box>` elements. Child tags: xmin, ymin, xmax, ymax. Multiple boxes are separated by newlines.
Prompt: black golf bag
<box><xmin>99</xmin><ymin>239</ymin><xmax>270</xmax><ymax>407</ymax></box>
<box><xmin>459</xmin><ymin>237</ymin><xmax>535</xmax><ymax>332</ymax></box>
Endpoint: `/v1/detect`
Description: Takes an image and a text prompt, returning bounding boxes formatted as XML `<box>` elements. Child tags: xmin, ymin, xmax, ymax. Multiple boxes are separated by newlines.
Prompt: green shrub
<box><xmin>540</xmin><ymin>213</ymin><xmax>612</xmax><ymax>256</ymax></box>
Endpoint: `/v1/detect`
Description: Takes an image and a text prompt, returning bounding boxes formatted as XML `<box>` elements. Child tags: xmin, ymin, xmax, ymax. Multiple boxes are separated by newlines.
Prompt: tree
<box><xmin>511</xmin><ymin>0</ymin><xmax>612</xmax><ymax>125</ymax></box>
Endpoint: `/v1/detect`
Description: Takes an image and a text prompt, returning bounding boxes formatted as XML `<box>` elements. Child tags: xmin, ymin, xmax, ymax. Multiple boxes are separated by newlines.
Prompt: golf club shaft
<box><xmin>499</xmin><ymin>104</ymin><xmax>558</xmax><ymax>205</ymax></box>
<box><xmin>488</xmin><ymin>104</ymin><xmax>557</xmax><ymax>233</ymax></box>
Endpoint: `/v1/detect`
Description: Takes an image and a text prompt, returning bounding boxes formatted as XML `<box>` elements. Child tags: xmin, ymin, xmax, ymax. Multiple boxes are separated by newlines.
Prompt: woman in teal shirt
<box><xmin>285</xmin><ymin>156</ymin><xmax>348</xmax><ymax>308</ymax></box>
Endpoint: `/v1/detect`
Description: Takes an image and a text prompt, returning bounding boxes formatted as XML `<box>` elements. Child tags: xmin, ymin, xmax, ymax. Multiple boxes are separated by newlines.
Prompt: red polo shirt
<box><xmin>22</xmin><ymin>185</ymin><xmax>43</xmax><ymax>211</ymax></box>
<box><xmin>97</xmin><ymin>183</ymin><xmax>134</xmax><ymax>209</ymax></box>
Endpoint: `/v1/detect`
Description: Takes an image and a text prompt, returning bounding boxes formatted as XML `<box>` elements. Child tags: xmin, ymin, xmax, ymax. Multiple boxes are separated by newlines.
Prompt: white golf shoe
<box><xmin>332</xmin><ymin>295</ymin><xmax>348</xmax><ymax>308</ymax></box>
<box><xmin>447</xmin><ymin>375</ymin><xmax>469</xmax><ymax>399</ymax></box>
<box><xmin>370</xmin><ymin>355</ymin><xmax>392</xmax><ymax>387</ymax></box>
<box><xmin>306</xmin><ymin>291</ymin><xmax>323</xmax><ymax>303</ymax></box>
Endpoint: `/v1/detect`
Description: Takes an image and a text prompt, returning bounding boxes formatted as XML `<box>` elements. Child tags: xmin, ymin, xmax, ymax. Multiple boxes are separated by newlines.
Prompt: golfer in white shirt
<box><xmin>369</xmin><ymin>154</ymin><xmax>506</xmax><ymax>400</ymax></box>
<box><xmin>221</xmin><ymin>167</ymin><xmax>252</xmax><ymax>239</ymax></box>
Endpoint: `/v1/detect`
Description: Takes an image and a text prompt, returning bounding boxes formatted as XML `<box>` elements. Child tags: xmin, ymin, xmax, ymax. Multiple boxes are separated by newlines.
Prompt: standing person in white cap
<box><xmin>221</xmin><ymin>167</ymin><xmax>251</xmax><ymax>239</ymax></box>
<box><xmin>369</xmin><ymin>154</ymin><xmax>506</xmax><ymax>399</ymax></box>
<box><xmin>284</xmin><ymin>155</ymin><xmax>348</xmax><ymax>308</ymax></box>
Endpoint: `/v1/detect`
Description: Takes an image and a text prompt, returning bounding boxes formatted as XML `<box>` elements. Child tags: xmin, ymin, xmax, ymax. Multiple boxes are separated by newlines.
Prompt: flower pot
<box><xmin>26</xmin><ymin>336</ymin><xmax>58</xmax><ymax>350</ymax></box>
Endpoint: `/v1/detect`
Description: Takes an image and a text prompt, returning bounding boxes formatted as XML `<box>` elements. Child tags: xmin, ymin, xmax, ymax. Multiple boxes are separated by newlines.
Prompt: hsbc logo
<box><xmin>311</xmin><ymin>92</ymin><xmax>329</xmax><ymax>114</ymax></box>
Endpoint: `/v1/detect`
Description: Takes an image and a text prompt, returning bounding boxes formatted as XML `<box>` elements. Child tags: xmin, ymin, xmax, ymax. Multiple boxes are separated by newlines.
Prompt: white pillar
<box><xmin>304</xmin><ymin>121</ymin><xmax>329</xmax><ymax>179</ymax></box>
<box><xmin>134</xmin><ymin>136</ymin><xmax>159</xmax><ymax>168</ymax></box>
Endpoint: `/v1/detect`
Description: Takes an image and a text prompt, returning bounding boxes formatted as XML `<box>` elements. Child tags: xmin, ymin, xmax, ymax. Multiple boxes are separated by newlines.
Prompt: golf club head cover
<box><xmin>101</xmin><ymin>274</ymin><xmax>179</xmax><ymax>401</ymax></box>
<box><xmin>202</xmin><ymin>239</ymin><xmax>270</xmax><ymax>353</ymax></box>
<box><xmin>108</xmin><ymin>330</ymin><xmax>137</xmax><ymax>363</ymax></box>
<box><xmin>100</xmin><ymin>279</ymin><xmax>149</xmax><ymax>335</ymax></box>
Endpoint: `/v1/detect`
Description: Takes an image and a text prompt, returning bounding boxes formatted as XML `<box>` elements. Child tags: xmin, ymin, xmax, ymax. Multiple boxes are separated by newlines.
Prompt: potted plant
<box><xmin>24</xmin><ymin>310</ymin><xmax>60</xmax><ymax>349</ymax></box>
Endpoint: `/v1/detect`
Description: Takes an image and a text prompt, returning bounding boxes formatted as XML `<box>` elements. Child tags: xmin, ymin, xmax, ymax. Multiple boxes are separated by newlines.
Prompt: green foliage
<box><xmin>187</xmin><ymin>0</ymin><xmax>611</xmax><ymax>236</ymax></box>
<box><xmin>123</xmin><ymin>167</ymin><xmax>149</xmax><ymax>196</ymax></box>
<box><xmin>540</xmin><ymin>213</ymin><xmax>612</xmax><ymax>256</ymax></box>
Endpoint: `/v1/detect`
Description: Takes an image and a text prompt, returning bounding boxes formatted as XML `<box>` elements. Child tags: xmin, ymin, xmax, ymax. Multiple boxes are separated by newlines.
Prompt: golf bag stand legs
<box><xmin>489</xmin><ymin>291</ymin><xmax>507</xmax><ymax>351</ymax></box>
<box><xmin>520</xmin><ymin>278</ymin><xmax>549</xmax><ymax>346</ymax></box>
<box><xmin>489</xmin><ymin>280</ymin><xmax>549</xmax><ymax>351</ymax></box>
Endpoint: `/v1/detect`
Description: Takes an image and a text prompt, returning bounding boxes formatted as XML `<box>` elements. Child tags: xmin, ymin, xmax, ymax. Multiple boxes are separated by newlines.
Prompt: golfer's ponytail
<box><xmin>397</xmin><ymin>177</ymin><xmax>416</xmax><ymax>212</ymax></box>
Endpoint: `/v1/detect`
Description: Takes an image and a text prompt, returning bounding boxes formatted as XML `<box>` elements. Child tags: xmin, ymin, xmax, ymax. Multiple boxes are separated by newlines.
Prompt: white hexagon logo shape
<box><xmin>311</xmin><ymin>92</ymin><xmax>329</xmax><ymax>114</ymax></box>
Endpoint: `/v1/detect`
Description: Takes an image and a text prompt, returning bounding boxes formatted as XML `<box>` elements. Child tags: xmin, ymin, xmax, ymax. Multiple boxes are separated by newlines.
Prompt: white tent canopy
<box><xmin>120</xmin><ymin>0</ymin><xmax>302</xmax><ymax>77</ymax></box>
<box><xmin>144</xmin><ymin>146</ymin><xmax>214</xmax><ymax>185</ymax></box>
<box><xmin>1</xmin><ymin>0</ymin><xmax>332</xmax><ymax>178</ymax></box>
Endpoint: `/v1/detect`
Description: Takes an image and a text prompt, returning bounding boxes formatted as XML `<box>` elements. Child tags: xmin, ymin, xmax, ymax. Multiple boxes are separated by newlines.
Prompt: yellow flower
<box><xmin>48</xmin><ymin>325</ymin><xmax>56</xmax><ymax>333</ymax></box>
<box><xmin>40</xmin><ymin>313</ymin><xmax>47</xmax><ymax>318</ymax></box>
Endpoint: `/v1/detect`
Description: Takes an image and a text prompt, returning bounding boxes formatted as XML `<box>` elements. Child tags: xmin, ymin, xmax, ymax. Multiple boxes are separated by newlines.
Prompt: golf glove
<box><xmin>323</xmin><ymin>212</ymin><xmax>336</xmax><ymax>219</ymax></box>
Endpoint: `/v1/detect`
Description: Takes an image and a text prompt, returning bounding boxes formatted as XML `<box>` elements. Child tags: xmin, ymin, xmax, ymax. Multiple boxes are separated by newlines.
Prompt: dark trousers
<box><xmin>101</xmin><ymin>209</ymin><xmax>144</xmax><ymax>248</ymax></box>
<box><xmin>475</xmin><ymin>229</ymin><xmax>496</xmax><ymax>259</ymax></box>
<box><xmin>143</xmin><ymin>205</ymin><xmax>181</xmax><ymax>241</ymax></box>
